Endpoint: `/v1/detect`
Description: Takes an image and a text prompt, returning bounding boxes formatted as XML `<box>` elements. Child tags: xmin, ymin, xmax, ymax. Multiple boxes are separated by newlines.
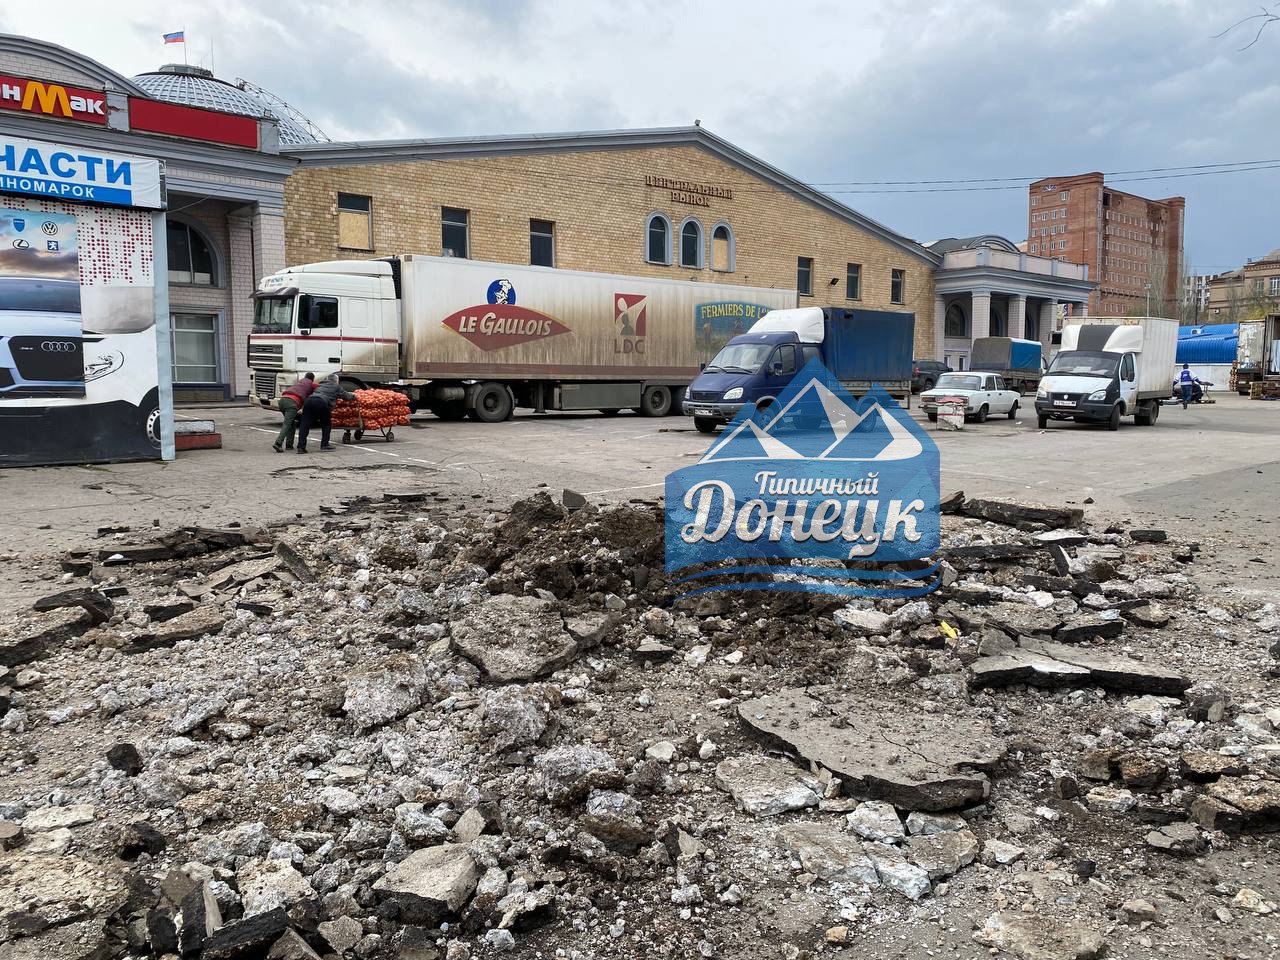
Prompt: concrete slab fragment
<box><xmin>451</xmin><ymin>595</ymin><xmax>577</xmax><ymax>683</ymax></box>
<box><xmin>737</xmin><ymin>689</ymin><xmax>1002</xmax><ymax>811</ymax></box>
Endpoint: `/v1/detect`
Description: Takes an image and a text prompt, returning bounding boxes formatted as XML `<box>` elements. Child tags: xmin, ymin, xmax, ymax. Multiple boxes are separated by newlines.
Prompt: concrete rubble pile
<box><xmin>1</xmin><ymin>489</ymin><xmax>1278</xmax><ymax>960</ymax></box>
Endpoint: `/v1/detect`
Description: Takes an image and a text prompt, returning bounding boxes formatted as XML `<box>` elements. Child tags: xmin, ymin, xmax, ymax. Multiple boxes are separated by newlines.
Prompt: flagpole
<box><xmin>183</xmin><ymin>25</ymin><xmax>188</xmax><ymax>66</ymax></box>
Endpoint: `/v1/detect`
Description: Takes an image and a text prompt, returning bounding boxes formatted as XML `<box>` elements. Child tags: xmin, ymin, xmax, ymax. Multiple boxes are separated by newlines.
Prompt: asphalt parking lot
<box><xmin>3</xmin><ymin>390</ymin><xmax>1277</xmax><ymax>603</ymax></box>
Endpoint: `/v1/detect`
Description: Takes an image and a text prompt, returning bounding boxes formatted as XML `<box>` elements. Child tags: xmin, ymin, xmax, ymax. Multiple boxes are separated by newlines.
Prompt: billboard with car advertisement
<box><xmin>0</xmin><ymin>135</ymin><xmax>169</xmax><ymax>466</ymax></box>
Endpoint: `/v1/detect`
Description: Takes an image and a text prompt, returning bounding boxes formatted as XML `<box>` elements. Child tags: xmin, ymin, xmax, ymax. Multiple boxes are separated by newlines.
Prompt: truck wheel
<box><xmin>431</xmin><ymin>400</ymin><xmax>467</xmax><ymax>421</ymax></box>
<box><xmin>138</xmin><ymin>387</ymin><xmax>162</xmax><ymax>449</ymax></box>
<box><xmin>1037</xmin><ymin>414</ymin><xmax>1048</xmax><ymax>429</ymax></box>
<box><xmin>694</xmin><ymin>416</ymin><xmax>719</xmax><ymax>434</ymax></box>
<box><xmin>638</xmin><ymin>385</ymin><xmax>672</xmax><ymax>417</ymax></box>
<box><xmin>1135</xmin><ymin>402</ymin><xmax>1154</xmax><ymax>426</ymax></box>
<box><xmin>1007</xmin><ymin>400</ymin><xmax>1019</xmax><ymax>420</ymax></box>
<box><xmin>1150</xmin><ymin>402</ymin><xmax>1160</xmax><ymax>423</ymax></box>
<box><xmin>668</xmin><ymin>386</ymin><xmax>686</xmax><ymax>415</ymax></box>
<box><xmin>469</xmin><ymin>382</ymin><xmax>513</xmax><ymax>423</ymax></box>
<box><xmin>1107</xmin><ymin>405</ymin><xmax>1121</xmax><ymax>431</ymax></box>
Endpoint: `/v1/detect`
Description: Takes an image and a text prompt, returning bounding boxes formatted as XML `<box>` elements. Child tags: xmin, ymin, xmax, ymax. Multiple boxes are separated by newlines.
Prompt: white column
<box><xmin>934</xmin><ymin>295</ymin><xmax>947</xmax><ymax>361</ymax></box>
<box><xmin>1039</xmin><ymin>300</ymin><xmax>1057</xmax><ymax>348</ymax></box>
<box><xmin>971</xmin><ymin>290</ymin><xmax>992</xmax><ymax>341</ymax></box>
<box><xmin>1010</xmin><ymin>295</ymin><xmax>1027</xmax><ymax>340</ymax></box>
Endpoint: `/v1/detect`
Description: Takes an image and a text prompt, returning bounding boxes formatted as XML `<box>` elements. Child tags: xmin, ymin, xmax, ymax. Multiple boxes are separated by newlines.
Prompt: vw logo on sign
<box><xmin>41</xmin><ymin>341</ymin><xmax>77</xmax><ymax>352</ymax></box>
<box><xmin>41</xmin><ymin>221</ymin><xmax>59</xmax><ymax>236</ymax></box>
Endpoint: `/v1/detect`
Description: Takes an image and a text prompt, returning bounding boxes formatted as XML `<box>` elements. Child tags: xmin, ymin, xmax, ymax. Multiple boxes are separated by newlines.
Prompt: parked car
<box><xmin>920</xmin><ymin>372</ymin><xmax>1021</xmax><ymax>423</ymax></box>
<box><xmin>911</xmin><ymin>358</ymin><xmax>951</xmax><ymax>392</ymax></box>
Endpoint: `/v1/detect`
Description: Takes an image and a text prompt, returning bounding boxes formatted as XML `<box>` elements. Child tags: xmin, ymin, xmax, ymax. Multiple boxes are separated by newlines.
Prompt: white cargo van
<box><xmin>1034</xmin><ymin>317</ymin><xmax>1177</xmax><ymax>430</ymax></box>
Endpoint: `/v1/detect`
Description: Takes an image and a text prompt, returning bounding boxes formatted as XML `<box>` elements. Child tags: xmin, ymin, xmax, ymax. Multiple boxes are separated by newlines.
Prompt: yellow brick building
<box><xmin>283</xmin><ymin>127</ymin><xmax>940</xmax><ymax>353</ymax></box>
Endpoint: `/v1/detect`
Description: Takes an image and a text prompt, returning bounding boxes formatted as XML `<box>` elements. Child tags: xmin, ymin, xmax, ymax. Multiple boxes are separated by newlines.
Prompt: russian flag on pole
<box><xmin>163</xmin><ymin>30</ymin><xmax>185</xmax><ymax>43</ymax></box>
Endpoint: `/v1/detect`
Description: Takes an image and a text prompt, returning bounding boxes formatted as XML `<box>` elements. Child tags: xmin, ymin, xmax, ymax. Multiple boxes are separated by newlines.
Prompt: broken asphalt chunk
<box><xmin>957</xmin><ymin>497</ymin><xmax>1084</xmax><ymax>531</ymax></box>
<box><xmin>774</xmin><ymin>822</ymin><xmax>879</xmax><ymax>886</ymax></box>
<box><xmin>974</xmin><ymin>912</ymin><xmax>1105</xmax><ymax>960</ymax></box>
<box><xmin>737</xmin><ymin>689</ymin><xmax>1002</xmax><ymax>811</ymax></box>
<box><xmin>713</xmin><ymin>755</ymin><xmax>821</xmax><ymax>817</ymax></box>
<box><xmin>969</xmin><ymin>638</ymin><xmax>1189</xmax><ymax>695</ymax></box>
<box><xmin>372</xmin><ymin>844</ymin><xmax>480</xmax><ymax>922</ymax></box>
<box><xmin>1</xmin><ymin>606</ymin><xmax>91</xmax><ymax>667</ymax></box>
<box><xmin>451</xmin><ymin>594</ymin><xmax>578</xmax><ymax>683</ymax></box>
<box><xmin>32</xmin><ymin>588</ymin><xmax>114</xmax><ymax>626</ymax></box>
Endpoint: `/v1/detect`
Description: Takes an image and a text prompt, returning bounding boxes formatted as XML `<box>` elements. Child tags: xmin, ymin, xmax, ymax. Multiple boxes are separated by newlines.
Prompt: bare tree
<box><xmin>1213</xmin><ymin>5</ymin><xmax>1280</xmax><ymax>49</ymax></box>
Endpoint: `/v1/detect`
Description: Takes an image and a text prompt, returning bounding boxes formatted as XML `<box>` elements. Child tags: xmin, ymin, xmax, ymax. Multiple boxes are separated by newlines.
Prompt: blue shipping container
<box><xmin>824</xmin><ymin>308</ymin><xmax>914</xmax><ymax>382</ymax></box>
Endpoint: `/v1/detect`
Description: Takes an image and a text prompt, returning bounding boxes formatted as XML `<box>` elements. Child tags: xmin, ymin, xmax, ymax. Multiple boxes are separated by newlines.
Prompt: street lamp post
<box><xmin>1145</xmin><ymin>283</ymin><xmax>1152</xmax><ymax>317</ymax></box>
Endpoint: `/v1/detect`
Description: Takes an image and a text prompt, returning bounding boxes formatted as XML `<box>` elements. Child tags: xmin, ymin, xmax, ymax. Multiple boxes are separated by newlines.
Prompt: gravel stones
<box><xmin>737</xmin><ymin>688</ymin><xmax>1002</xmax><ymax>811</ymax></box>
<box><xmin>451</xmin><ymin>595</ymin><xmax>577</xmax><ymax>683</ymax></box>
<box><xmin>713</xmin><ymin>755</ymin><xmax>821</xmax><ymax>817</ymax></box>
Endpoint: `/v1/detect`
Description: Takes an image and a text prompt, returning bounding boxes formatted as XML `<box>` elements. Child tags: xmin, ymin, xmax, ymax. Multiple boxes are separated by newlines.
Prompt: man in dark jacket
<box><xmin>273</xmin><ymin>372</ymin><xmax>315</xmax><ymax>452</ymax></box>
<box><xmin>297</xmin><ymin>373</ymin><xmax>356</xmax><ymax>453</ymax></box>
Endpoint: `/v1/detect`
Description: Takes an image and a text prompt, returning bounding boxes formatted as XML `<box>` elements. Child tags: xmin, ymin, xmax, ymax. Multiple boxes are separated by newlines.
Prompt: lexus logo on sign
<box><xmin>41</xmin><ymin>340</ymin><xmax>77</xmax><ymax>352</ymax></box>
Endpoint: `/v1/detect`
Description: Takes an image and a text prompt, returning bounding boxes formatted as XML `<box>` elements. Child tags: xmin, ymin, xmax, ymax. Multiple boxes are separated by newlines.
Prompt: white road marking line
<box><xmin>585</xmin><ymin>481</ymin><xmax>666</xmax><ymax>495</ymax></box>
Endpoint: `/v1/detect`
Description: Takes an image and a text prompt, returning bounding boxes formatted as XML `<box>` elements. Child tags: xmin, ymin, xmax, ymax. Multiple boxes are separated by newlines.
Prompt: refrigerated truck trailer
<box><xmin>249</xmin><ymin>256</ymin><xmax>797</xmax><ymax>421</ymax></box>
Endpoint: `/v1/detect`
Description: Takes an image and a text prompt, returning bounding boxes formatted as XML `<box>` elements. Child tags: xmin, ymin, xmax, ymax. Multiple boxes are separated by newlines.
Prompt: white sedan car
<box><xmin>920</xmin><ymin>372</ymin><xmax>1021</xmax><ymax>423</ymax></box>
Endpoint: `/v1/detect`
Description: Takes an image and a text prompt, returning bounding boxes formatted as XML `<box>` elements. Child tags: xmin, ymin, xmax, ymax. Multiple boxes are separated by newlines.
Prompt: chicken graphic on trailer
<box><xmin>249</xmin><ymin>255</ymin><xmax>795</xmax><ymax>421</ymax></box>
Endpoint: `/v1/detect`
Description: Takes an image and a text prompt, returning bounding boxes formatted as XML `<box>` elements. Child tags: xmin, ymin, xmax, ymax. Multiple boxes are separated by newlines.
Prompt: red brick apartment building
<box><xmin>1026</xmin><ymin>173</ymin><xmax>1184</xmax><ymax>316</ymax></box>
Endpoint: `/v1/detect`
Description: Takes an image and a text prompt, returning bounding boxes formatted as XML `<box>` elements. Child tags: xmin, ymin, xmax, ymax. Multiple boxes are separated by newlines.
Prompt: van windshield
<box><xmin>253</xmin><ymin>296</ymin><xmax>294</xmax><ymax>334</ymax></box>
<box><xmin>0</xmin><ymin>277</ymin><xmax>81</xmax><ymax>313</ymax></box>
<box><xmin>704</xmin><ymin>342</ymin><xmax>774</xmax><ymax>374</ymax></box>
<box><xmin>1049</xmin><ymin>351</ymin><xmax>1118</xmax><ymax>378</ymax></box>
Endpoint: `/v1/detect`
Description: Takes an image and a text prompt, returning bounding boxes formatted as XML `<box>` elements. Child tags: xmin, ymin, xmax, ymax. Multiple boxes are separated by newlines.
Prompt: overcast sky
<box><xmin>3</xmin><ymin>0</ymin><xmax>1277</xmax><ymax>273</ymax></box>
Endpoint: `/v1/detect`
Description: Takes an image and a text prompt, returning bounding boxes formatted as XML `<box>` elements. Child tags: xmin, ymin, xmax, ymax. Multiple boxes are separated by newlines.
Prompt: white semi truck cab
<box><xmin>250</xmin><ymin>259</ymin><xmax>401</xmax><ymax>402</ymax></box>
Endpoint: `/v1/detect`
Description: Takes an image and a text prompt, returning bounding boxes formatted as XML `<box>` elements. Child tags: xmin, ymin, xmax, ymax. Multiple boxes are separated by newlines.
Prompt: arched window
<box><xmin>711</xmin><ymin>221</ymin><xmax>735</xmax><ymax>272</ymax></box>
<box><xmin>167</xmin><ymin>220</ymin><xmax>218</xmax><ymax>285</ymax></box>
<box><xmin>646</xmin><ymin>213</ymin><xmax>671</xmax><ymax>265</ymax></box>
<box><xmin>944</xmin><ymin>302</ymin><xmax>967</xmax><ymax>338</ymax></box>
<box><xmin>679</xmin><ymin>218</ymin><xmax>704</xmax><ymax>269</ymax></box>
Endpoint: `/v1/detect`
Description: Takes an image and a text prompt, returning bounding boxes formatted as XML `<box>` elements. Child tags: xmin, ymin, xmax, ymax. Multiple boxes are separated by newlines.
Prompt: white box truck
<box><xmin>1034</xmin><ymin>316</ymin><xmax>1178</xmax><ymax>430</ymax></box>
<box><xmin>249</xmin><ymin>256</ymin><xmax>796</xmax><ymax>421</ymax></box>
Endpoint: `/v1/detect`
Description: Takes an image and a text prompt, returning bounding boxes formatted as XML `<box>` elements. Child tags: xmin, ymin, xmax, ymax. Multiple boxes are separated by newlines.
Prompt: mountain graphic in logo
<box><xmin>701</xmin><ymin>368</ymin><xmax>923</xmax><ymax>464</ymax></box>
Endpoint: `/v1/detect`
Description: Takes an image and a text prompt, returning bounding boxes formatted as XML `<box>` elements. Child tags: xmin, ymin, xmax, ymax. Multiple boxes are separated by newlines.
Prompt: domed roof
<box><xmin>131</xmin><ymin>64</ymin><xmax>321</xmax><ymax>146</ymax></box>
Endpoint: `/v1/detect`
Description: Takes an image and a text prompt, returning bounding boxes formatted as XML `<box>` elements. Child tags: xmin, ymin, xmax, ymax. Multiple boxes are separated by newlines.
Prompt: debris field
<box><xmin>1</xmin><ymin>488</ymin><xmax>1278</xmax><ymax>960</ymax></box>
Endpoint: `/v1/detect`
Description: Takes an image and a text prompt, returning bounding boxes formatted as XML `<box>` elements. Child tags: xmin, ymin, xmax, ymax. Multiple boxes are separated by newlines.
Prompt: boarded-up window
<box><xmin>711</xmin><ymin>223</ymin><xmax>734</xmax><ymax>272</ymax></box>
<box><xmin>337</xmin><ymin>193</ymin><xmax>372</xmax><ymax>250</ymax></box>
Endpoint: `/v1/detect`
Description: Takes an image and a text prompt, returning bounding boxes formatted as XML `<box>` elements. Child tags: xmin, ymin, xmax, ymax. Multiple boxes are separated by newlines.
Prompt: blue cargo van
<box><xmin>681</xmin><ymin>306</ymin><xmax>915</xmax><ymax>433</ymax></box>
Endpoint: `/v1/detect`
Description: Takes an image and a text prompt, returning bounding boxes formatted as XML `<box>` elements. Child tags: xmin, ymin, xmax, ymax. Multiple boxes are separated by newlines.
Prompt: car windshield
<box><xmin>1049</xmin><ymin>351</ymin><xmax>1118</xmax><ymax>378</ymax></box>
<box><xmin>935</xmin><ymin>374</ymin><xmax>981</xmax><ymax>391</ymax></box>
<box><xmin>0</xmin><ymin>277</ymin><xmax>81</xmax><ymax>313</ymax></box>
<box><xmin>704</xmin><ymin>341</ymin><xmax>774</xmax><ymax>374</ymax></box>
<box><xmin>253</xmin><ymin>296</ymin><xmax>294</xmax><ymax>334</ymax></box>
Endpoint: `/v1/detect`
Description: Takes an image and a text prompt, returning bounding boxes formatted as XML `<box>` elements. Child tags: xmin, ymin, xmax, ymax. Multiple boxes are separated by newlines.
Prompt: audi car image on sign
<box><xmin>0</xmin><ymin>277</ymin><xmax>86</xmax><ymax>397</ymax></box>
